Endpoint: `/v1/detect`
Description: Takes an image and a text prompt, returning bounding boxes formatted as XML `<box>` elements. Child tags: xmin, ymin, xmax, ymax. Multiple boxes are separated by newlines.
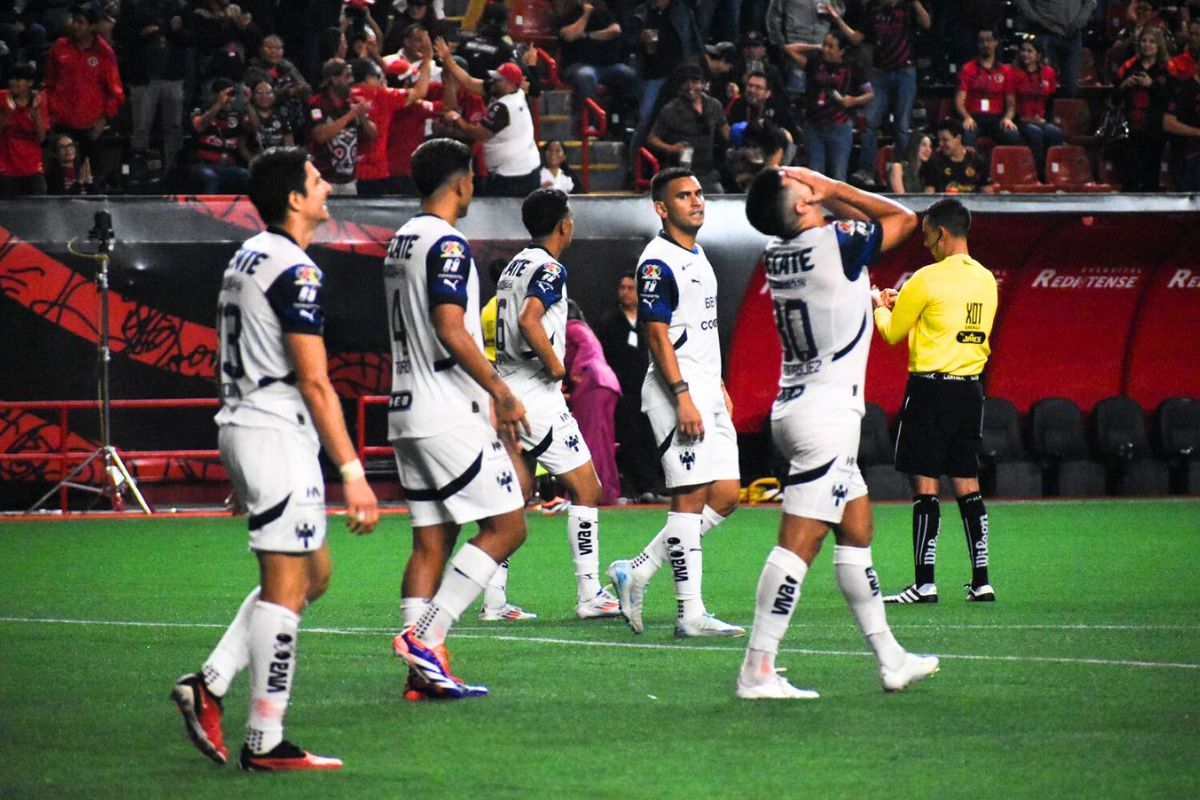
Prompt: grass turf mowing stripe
<box><xmin>3</xmin><ymin>615</ymin><xmax>1196</xmax><ymax>670</ymax></box>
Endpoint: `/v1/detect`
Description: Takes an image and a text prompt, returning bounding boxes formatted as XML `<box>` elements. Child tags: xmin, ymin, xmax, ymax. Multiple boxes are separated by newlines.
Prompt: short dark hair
<box><xmin>650</xmin><ymin>167</ymin><xmax>696</xmax><ymax>202</ymax></box>
<box><xmin>248</xmin><ymin>147</ymin><xmax>311</xmax><ymax>226</ymax></box>
<box><xmin>936</xmin><ymin>117</ymin><xmax>964</xmax><ymax>140</ymax></box>
<box><xmin>351</xmin><ymin>57</ymin><xmax>381</xmax><ymax>83</ymax></box>
<box><xmin>522</xmin><ymin>188</ymin><xmax>571</xmax><ymax>239</ymax></box>
<box><xmin>925</xmin><ymin>197</ymin><xmax>971</xmax><ymax>237</ymax></box>
<box><xmin>486</xmin><ymin>258</ymin><xmax>507</xmax><ymax>283</ymax></box>
<box><xmin>411</xmin><ymin>138</ymin><xmax>473</xmax><ymax>197</ymax></box>
<box><xmin>744</xmin><ymin>168</ymin><xmax>795</xmax><ymax>237</ymax></box>
<box><xmin>620</xmin><ymin>269</ymin><xmax>636</xmax><ymax>282</ymax></box>
<box><xmin>745</xmin><ymin>69</ymin><xmax>769</xmax><ymax>84</ymax></box>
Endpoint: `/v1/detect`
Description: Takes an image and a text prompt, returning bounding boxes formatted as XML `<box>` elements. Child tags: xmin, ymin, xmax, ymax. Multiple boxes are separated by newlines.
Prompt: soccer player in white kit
<box><xmin>607</xmin><ymin>168</ymin><xmax>745</xmax><ymax>639</ymax></box>
<box><xmin>494</xmin><ymin>188</ymin><xmax>622</xmax><ymax>619</ymax></box>
<box><xmin>735</xmin><ymin>165</ymin><xmax>939</xmax><ymax>699</ymax></box>
<box><xmin>384</xmin><ymin>138</ymin><xmax>532</xmax><ymax>699</ymax></box>
<box><xmin>170</xmin><ymin>147</ymin><xmax>380</xmax><ymax>770</ymax></box>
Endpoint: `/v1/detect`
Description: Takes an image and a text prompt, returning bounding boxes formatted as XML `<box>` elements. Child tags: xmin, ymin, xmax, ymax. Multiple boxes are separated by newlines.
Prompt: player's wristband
<box><xmin>670</xmin><ymin>380</ymin><xmax>690</xmax><ymax>396</ymax></box>
<box><xmin>339</xmin><ymin>459</ymin><xmax>365</xmax><ymax>482</ymax></box>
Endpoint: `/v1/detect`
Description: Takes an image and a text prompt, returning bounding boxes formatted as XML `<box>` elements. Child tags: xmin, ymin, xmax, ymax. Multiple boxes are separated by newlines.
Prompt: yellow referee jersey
<box><xmin>481</xmin><ymin>294</ymin><xmax>498</xmax><ymax>363</ymax></box>
<box><xmin>873</xmin><ymin>253</ymin><xmax>998</xmax><ymax>376</ymax></box>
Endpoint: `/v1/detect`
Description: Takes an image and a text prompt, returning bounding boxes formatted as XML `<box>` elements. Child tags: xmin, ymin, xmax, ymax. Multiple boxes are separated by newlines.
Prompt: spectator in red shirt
<box><xmin>0</xmin><ymin>63</ymin><xmax>50</xmax><ymax>197</ymax></box>
<box><xmin>1010</xmin><ymin>36</ymin><xmax>1066</xmax><ymax>179</ymax></box>
<box><xmin>43</xmin><ymin>5</ymin><xmax>124</xmax><ymax>190</ymax></box>
<box><xmin>1116</xmin><ymin>27</ymin><xmax>1172</xmax><ymax>191</ymax></box>
<box><xmin>385</xmin><ymin>52</ymin><xmax>445</xmax><ymax>195</ymax></box>
<box><xmin>306</xmin><ymin>58</ymin><xmax>376</xmax><ymax>194</ymax></box>
<box><xmin>350</xmin><ymin>55</ymin><xmax>430</xmax><ymax>196</ymax></box>
<box><xmin>955</xmin><ymin>27</ymin><xmax>1022</xmax><ymax>148</ymax></box>
<box><xmin>1167</xmin><ymin>17</ymin><xmax>1200</xmax><ymax>80</ymax></box>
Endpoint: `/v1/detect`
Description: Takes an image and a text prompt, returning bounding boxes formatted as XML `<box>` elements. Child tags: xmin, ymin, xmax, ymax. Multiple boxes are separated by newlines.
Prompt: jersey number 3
<box><xmin>219</xmin><ymin>304</ymin><xmax>245</xmax><ymax>380</ymax></box>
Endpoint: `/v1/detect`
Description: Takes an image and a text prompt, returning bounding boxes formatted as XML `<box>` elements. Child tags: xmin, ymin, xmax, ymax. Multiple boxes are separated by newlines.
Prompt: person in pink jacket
<box><xmin>565</xmin><ymin>302</ymin><xmax>622</xmax><ymax>506</ymax></box>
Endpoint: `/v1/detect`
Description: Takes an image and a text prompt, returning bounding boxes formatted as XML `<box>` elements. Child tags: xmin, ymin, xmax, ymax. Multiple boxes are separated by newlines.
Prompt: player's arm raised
<box><xmin>644</xmin><ymin>320</ymin><xmax>704</xmax><ymax>440</ymax></box>
<box><xmin>518</xmin><ymin>298</ymin><xmax>566</xmax><ymax>382</ymax></box>
<box><xmin>431</xmin><ymin>304</ymin><xmax>531</xmax><ymax>444</ymax></box>
<box><xmin>286</xmin><ymin>333</ymin><xmax>379</xmax><ymax>534</ymax></box>
<box><xmin>783</xmin><ymin>166</ymin><xmax>917</xmax><ymax>253</ymax></box>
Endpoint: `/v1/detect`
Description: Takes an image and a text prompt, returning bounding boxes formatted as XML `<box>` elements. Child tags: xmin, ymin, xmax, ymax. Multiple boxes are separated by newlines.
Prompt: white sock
<box><xmin>568</xmin><ymin>506</ymin><xmax>602</xmax><ymax>600</ymax></box>
<box><xmin>630</xmin><ymin>527</ymin><xmax>668</xmax><ymax>585</ymax></box>
<box><xmin>662</xmin><ymin>512</ymin><xmax>704</xmax><ymax>620</ymax></box>
<box><xmin>245</xmin><ymin>601</ymin><xmax>300</xmax><ymax>754</ymax></box>
<box><xmin>742</xmin><ymin>546</ymin><xmax>808</xmax><ymax>684</ymax></box>
<box><xmin>401</xmin><ymin>596</ymin><xmax>430</xmax><ymax>628</ymax></box>
<box><xmin>833</xmin><ymin>545</ymin><xmax>905</xmax><ymax>671</ymax></box>
<box><xmin>698</xmin><ymin>505</ymin><xmax>726</xmax><ymax>539</ymax></box>
<box><xmin>415</xmin><ymin>543</ymin><xmax>499</xmax><ymax>647</ymax></box>
<box><xmin>202</xmin><ymin>586</ymin><xmax>259</xmax><ymax>697</ymax></box>
<box><xmin>482</xmin><ymin>559</ymin><xmax>509</xmax><ymax>609</ymax></box>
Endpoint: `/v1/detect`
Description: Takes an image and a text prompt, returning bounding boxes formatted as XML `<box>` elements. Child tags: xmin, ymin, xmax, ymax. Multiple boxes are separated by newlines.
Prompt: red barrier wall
<box><xmin>728</xmin><ymin>212</ymin><xmax>1199</xmax><ymax>432</ymax></box>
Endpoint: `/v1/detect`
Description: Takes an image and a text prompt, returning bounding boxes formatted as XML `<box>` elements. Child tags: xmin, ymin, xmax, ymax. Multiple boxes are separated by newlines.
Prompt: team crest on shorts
<box><xmin>679</xmin><ymin>449</ymin><xmax>696</xmax><ymax>470</ymax></box>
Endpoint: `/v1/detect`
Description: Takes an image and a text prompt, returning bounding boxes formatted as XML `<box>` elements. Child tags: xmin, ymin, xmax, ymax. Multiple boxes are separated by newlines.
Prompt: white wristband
<box><xmin>339</xmin><ymin>459</ymin><xmax>365</xmax><ymax>482</ymax></box>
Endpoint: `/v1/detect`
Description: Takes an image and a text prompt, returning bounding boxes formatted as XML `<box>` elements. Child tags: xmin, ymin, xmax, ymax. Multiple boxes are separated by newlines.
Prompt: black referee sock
<box><xmin>957</xmin><ymin>492</ymin><xmax>990</xmax><ymax>587</ymax></box>
<box><xmin>912</xmin><ymin>494</ymin><xmax>940</xmax><ymax>586</ymax></box>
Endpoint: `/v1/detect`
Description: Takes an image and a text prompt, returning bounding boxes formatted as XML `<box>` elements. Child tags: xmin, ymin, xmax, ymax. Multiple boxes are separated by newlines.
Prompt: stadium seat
<box><xmin>1154</xmin><ymin>397</ymin><xmax>1200</xmax><ymax>493</ymax></box>
<box><xmin>875</xmin><ymin>144</ymin><xmax>895</xmax><ymax>188</ymax></box>
<box><xmin>859</xmin><ymin>402</ymin><xmax>908</xmax><ymax>500</ymax></box>
<box><xmin>1044</xmin><ymin>145</ymin><xmax>1113</xmax><ymax>192</ymax></box>
<box><xmin>989</xmin><ymin>146</ymin><xmax>1052</xmax><ymax>193</ymax></box>
<box><xmin>1051</xmin><ymin>98</ymin><xmax>1098</xmax><ymax>146</ymax></box>
<box><xmin>1097</xmin><ymin>155</ymin><xmax>1121</xmax><ymax>189</ymax></box>
<box><xmin>1029</xmin><ymin>397</ymin><xmax>1105</xmax><ymax>496</ymax></box>
<box><xmin>980</xmin><ymin>397</ymin><xmax>1041</xmax><ymax>497</ymax></box>
<box><xmin>1092</xmin><ymin>396</ymin><xmax>1170</xmax><ymax>495</ymax></box>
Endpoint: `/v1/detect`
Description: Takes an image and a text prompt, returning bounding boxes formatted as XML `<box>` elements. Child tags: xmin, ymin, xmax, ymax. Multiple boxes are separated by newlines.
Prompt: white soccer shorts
<box><xmin>392</xmin><ymin>417</ymin><xmax>524</xmax><ymax>527</ymax></box>
<box><xmin>517</xmin><ymin>386</ymin><xmax>592</xmax><ymax>475</ymax></box>
<box><xmin>646</xmin><ymin>401</ymin><xmax>740</xmax><ymax>489</ymax></box>
<box><xmin>218</xmin><ymin>425</ymin><xmax>327</xmax><ymax>554</ymax></box>
<box><xmin>773</xmin><ymin>407</ymin><xmax>868</xmax><ymax>524</ymax></box>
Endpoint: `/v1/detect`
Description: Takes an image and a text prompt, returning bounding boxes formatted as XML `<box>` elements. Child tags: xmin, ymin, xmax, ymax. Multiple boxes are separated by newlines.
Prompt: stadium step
<box><xmin>540</xmin><ymin>90</ymin><xmax>573</xmax><ymax>117</ymax></box>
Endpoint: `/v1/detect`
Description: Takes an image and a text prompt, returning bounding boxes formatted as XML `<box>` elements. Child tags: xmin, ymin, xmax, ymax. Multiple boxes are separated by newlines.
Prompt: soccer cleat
<box><xmin>170</xmin><ymin>672</ymin><xmax>228</xmax><ymax>764</ymax></box>
<box><xmin>575</xmin><ymin>588</ymin><xmax>622</xmax><ymax>619</ymax></box>
<box><xmin>607</xmin><ymin>559</ymin><xmax>646</xmax><ymax>634</ymax></box>
<box><xmin>478</xmin><ymin>603</ymin><xmax>539</xmax><ymax>621</ymax></box>
<box><xmin>391</xmin><ymin>627</ymin><xmax>466</xmax><ymax>699</ymax></box>
<box><xmin>237</xmin><ymin>740</ymin><xmax>342</xmax><ymax>772</ymax></box>
<box><xmin>540</xmin><ymin>496</ymin><xmax>571</xmax><ymax>514</ymax></box>
<box><xmin>880</xmin><ymin>653</ymin><xmax>940</xmax><ymax>692</ymax></box>
<box><xmin>675</xmin><ymin>613</ymin><xmax>746</xmax><ymax>638</ymax></box>
<box><xmin>735</xmin><ymin>673</ymin><xmax>820</xmax><ymax>700</ymax></box>
<box><xmin>883</xmin><ymin>583</ymin><xmax>939</xmax><ymax>604</ymax></box>
<box><xmin>965</xmin><ymin>583</ymin><xmax>996</xmax><ymax>602</ymax></box>
<box><xmin>393</xmin><ymin>633</ymin><xmax>488</xmax><ymax>700</ymax></box>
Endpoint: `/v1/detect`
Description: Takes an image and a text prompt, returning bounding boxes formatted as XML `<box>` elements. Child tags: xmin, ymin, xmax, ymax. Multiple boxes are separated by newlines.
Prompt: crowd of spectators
<box><xmin>1</xmin><ymin>0</ymin><xmax>1199</xmax><ymax>197</ymax></box>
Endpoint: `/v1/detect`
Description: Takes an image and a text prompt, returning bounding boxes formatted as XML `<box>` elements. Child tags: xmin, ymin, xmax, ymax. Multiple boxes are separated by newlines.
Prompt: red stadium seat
<box><xmin>989</xmin><ymin>146</ymin><xmax>1052</xmax><ymax>192</ymax></box>
<box><xmin>1097</xmin><ymin>155</ymin><xmax>1121</xmax><ymax>189</ymax></box>
<box><xmin>1044</xmin><ymin>145</ymin><xmax>1113</xmax><ymax>192</ymax></box>
<box><xmin>1052</xmin><ymin>97</ymin><xmax>1098</xmax><ymax>146</ymax></box>
<box><xmin>875</xmin><ymin>144</ymin><xmax>895</xmax><ymax>188</ymax></box>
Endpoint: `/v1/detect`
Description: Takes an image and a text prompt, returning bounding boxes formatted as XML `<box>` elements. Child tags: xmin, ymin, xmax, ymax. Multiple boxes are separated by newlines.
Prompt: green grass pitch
<box><xmin>1</xmin><ymin>499</ymin><xmax>1198</xmax><ymax>799</ymax></box>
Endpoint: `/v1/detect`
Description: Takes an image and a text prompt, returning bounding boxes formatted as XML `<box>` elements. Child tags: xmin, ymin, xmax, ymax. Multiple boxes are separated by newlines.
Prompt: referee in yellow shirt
<box><xmin>871</xmin><ymin>198</ymin><xmax>998</xmax><ymax>604</ymax></box>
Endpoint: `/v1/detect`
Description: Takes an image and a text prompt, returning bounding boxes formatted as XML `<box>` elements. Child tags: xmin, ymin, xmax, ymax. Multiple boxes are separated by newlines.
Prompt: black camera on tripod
<box><xmin>88</xmin><ymin>210</ymin><xmax>114</xmax><ymax>253</ymax></box>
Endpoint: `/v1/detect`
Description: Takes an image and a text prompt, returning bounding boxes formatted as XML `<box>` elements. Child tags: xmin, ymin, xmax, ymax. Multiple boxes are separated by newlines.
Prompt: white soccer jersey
<box><xmin>384</xmin><ymin>212</ymin><xmax>488</xmax><ymax>439</ymax></box>
<box><xmin>494</xmin><ymin>244</ymin><xmax>568</xmax><ymax>395</ymax></box>
<box><xmin>214</xmin><ymin>228</ymin><xmax>324</xmax><ymax>435</ymax></box>
<box><xmin>637</xmin><ymin>231</ymin><xmax>723</xmax><ymax>412</ymax></box>
<box><xmin>763</xmin><ymin>218</ymin><xmax>883</xmax><ymax>418</ymax></box>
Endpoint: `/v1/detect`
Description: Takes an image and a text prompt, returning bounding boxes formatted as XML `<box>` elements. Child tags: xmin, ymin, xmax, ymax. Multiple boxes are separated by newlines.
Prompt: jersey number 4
<box><xmin>390</xmin><ymin>289</ymin><xmax>410</xmax><ymax>357</ymax></box>
<box><xmin>773</xmin><ymin>298</ymin><xmax>816</xmax><ymax>362</ymax></box>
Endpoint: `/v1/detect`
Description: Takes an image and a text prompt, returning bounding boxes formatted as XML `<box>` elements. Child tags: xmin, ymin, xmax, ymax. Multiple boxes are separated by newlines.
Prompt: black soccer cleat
<box><xmin>965</xmin><ymin>583</ymin><xmax>996</xmax><ymax>602</ymax></box>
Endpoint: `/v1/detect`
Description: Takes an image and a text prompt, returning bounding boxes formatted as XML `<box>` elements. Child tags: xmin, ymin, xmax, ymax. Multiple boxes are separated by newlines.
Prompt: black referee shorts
<box><xmin>894</xmin><ymin>373</ymin><xmax>985</xmax><ymax>479</ymax></box>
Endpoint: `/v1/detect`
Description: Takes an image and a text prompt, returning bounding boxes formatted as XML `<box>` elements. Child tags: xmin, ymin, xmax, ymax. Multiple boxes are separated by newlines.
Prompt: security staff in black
<box><xmin>871</xmin><ymin>198</ymin><xmax>998</xmax><ymax>604</ymax></box>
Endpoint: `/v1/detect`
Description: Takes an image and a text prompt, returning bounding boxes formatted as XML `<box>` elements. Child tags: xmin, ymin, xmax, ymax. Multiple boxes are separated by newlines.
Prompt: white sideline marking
<box><xmin>1</xmin><ymin>616</ymin><xmax>1197</xmax><ymax>671</ymax></box>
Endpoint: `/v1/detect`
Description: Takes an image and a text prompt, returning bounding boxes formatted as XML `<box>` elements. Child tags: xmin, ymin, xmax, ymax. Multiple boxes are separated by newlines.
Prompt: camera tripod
<box><xmin>28</xmin><ymin>212</ymin><xmax>152</xmax><ymax>514</ymax></box>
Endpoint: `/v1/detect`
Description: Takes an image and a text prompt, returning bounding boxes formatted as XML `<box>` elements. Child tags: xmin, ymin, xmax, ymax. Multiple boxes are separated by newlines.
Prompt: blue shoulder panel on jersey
<box><xmin>266</xmin><ymin>264</ymin><xmax>325</xmax><ymax>334</ymax></box>
<box><xmin>426</xmin><ymin>234</ymin><xmax>472</xmax><ymax>308</ymax></box>
<box><xmin>636</xmin><ymin>259</ymin><xmax>677</xmax><ymax>325</ymax></box>
<box><xmin>525</xmin><ymin>261</ymin><xmax>567</xmax><ymax>307</ymax></box>
<box><xmin>833</xmin><ymin>218</ymin><xmax>883</xmax><ymax>281</ymax></box>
